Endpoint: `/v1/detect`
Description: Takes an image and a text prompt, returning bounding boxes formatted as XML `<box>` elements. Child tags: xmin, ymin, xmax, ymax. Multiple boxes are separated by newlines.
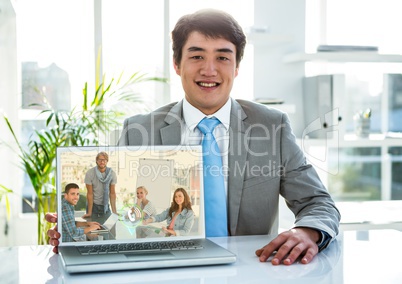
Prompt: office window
<box><xmin>390</xmin><ymin>147</ymin><xmax>402</xmax><ymax>199</ymax></box>
<box><xmin>17</xmin><ymin>0</ymin><xmax>93</xmax><ymax>108</ymax></box>
<box><xmin>102</xmin><ymin>0</ymin><xmax>165</xmax><ymax>111</ymax></box>
<box><xmin>16</xmin><ymin>0</ymin><xmax>93</xmax><ymax>212</ymax></box>
<box><xmin>328</xmin><ymin>147</ymin><xmax>381</xmax><ymax>201</ymax></box>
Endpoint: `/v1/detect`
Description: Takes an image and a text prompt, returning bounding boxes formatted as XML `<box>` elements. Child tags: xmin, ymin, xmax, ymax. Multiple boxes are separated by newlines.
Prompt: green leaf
<box><xmin>83</xmin><ymin>82</ymin><xmax>88</xmax><ymax>111</ymax></box>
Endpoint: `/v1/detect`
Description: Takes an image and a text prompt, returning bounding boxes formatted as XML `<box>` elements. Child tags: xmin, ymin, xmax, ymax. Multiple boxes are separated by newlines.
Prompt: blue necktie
<box><xmin>197</xmin><ymin>117</ymin><xmax>228</xmax><ymax>237</ymax></box>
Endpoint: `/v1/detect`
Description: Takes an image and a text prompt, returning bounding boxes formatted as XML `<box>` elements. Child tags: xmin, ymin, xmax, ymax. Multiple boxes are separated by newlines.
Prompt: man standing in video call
<box><xmin>47</xmin><ymin>8</ymin><xmax>340</xmax><ymax>266</ymax></box>
<box><xmin>82</xmin><ymin>151</ymin><xmax>118</xmax><ymax>222</ymax></box>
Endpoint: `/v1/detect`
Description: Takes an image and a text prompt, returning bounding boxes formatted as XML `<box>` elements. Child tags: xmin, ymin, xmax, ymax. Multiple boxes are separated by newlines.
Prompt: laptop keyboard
<box><xmin>77</xmin><ymin>240</ymin><xmax>203</xmax><ymax>255</ymax></box>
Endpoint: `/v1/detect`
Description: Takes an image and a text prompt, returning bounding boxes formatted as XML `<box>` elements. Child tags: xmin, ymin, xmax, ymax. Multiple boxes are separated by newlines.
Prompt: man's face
<box><xmin>96</xmin><ymin>155</ymin><xmax>108</xmax><ymax>170</ymax></box>
<box><xmin>174</xmin><ymin>31</ymin><xmax>239</xmax><ymax>115</ymax></box>
<box><xmin>64</xmin><ymin>187</ymin><xmax>80</xmax><ymax>206</ymax></box>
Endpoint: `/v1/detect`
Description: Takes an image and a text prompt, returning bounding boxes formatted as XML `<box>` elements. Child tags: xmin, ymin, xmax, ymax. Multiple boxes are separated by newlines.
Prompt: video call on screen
<box><xmin>58</xmin><ymin>146</ymin><xmax>203</xmax><ymax>243</ymax></box>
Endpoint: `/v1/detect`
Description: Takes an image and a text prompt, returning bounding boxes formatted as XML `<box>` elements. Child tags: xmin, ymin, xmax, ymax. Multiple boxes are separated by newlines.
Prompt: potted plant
<box><xmin>1</xmin><ymin>72</ymin><xmax>167</xmax><ymax>245</ymax></box>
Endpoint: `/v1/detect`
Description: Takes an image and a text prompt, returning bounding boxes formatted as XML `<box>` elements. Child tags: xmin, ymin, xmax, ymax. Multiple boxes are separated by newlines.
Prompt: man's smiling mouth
<box><xmin>197</xmin><ymin>82</ymin><xmax>220</xmax><ymax>87</ymax></box>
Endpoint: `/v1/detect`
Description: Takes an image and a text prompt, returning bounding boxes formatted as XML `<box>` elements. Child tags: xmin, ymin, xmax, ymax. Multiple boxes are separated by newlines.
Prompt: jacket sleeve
<box><xmin>278</xmin><ymin>113</ymin><xmax>341</xmax><ymax>247</ymax></box>
<box><xmin>152</xmin><ymin>208</ymin><xmax>169</xmax><ymax>223</ymax></box>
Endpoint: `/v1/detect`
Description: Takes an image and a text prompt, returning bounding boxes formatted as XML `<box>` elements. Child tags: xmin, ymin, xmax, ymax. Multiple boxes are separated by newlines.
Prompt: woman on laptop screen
<box><xmin>143</xmin><ymin>188</ymin><xmax>194</xmax><ymax>236</ymax></box>
<box><xmin>127</xmin><ymin>186</ymin><xmax>157</xmax><ymax>222</ymax></box>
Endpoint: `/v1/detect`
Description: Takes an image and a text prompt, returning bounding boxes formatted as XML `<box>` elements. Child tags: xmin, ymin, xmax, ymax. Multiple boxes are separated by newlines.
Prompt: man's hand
<box><xmin>45</xmin><ymin>213</ymin><xmax>60</xmax><ymax>254</ymax></box>
<box><xmin>255</xmin><ymin>227</ymin><xmax>320</xmax><ymax>265</ymax></box>
<box><xmin>86</xmin><ymin>223</ymin><xmax>101</xmax><ymax>232</ymax></box>
<box><xmin>81</xmin><ymin>213</ymin><xmax>91</xmax><ymax>219</ymax></box>
<box><xmin>87</xmin><ymin>221</ymin><xmax>101</xmax><ymax>227</ymax></box>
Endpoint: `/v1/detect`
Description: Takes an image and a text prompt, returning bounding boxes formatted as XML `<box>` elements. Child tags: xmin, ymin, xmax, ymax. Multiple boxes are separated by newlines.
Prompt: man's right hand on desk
<box><xmin>45</xmin><ymin>213</ymin><xmax>60</xmax><ymax>254</ymax></box>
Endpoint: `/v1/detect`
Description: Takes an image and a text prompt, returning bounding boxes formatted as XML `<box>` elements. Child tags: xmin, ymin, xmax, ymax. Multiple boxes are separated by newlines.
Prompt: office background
<box><xmin>1</xmin><ymin>0</ymin><xmax>402</xmax><ymax>246</ymax></box>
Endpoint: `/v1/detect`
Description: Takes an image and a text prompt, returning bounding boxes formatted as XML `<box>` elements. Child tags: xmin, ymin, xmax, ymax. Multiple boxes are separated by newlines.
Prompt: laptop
<box><xmin>56</xmin><ymin>145</ymin><xmax>236</xmax><ymax>274</ymax></box>
<box><xmin>88</xmin><ymin>213</ymin><xmax>119</xmax><ymax>235</ymax></box>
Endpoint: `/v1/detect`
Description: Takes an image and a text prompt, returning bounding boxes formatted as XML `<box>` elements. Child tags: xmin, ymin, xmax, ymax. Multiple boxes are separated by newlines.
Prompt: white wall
<box><xmin>0</xmin><ymin>0</ymin><xmax>22</xmax><ymax>246</ymax></box>
<box><xmin>252</xmin><ymin>0</ymin><xmax>306</xmax><ymax>229</ymax></box>
<box><xmin>253</xmin><ymin>0</ymin><xmax>306</xmax><ymax>137</ymax></box>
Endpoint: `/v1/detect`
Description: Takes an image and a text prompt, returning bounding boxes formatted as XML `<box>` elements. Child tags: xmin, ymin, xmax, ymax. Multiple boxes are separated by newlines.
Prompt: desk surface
<box><xmin>1</xmin><ymin>229</ymin><xmax>402</xmax><ymax>284</ymax></box>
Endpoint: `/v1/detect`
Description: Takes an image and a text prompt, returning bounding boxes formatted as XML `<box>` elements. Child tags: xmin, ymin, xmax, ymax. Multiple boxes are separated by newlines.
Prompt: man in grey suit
<box><xmin>47</xmin><ymin>9</ymin><xmax>340</xmax><ymax>265</ymax></box>
<box><xmin>118</xmin><ymin>9</ymin><xmax>340</xmax><ymax>265</ymax></box>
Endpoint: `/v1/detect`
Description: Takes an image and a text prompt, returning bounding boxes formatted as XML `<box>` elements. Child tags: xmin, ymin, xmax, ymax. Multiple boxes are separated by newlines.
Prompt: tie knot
<box><xmin>197</xmin><ymin>117</ymin><xmax>221</xmax><ymax>135</ymax></box>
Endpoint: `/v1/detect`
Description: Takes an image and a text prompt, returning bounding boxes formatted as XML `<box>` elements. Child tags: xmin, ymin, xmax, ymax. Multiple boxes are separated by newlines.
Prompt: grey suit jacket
<box><xmin>119</xmin><ymin>98</ymin><xmax>340</xmax><ymax>242</ymax></box>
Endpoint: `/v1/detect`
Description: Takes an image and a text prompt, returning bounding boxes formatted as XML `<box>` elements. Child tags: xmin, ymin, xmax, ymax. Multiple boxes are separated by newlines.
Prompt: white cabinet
<box><xmin>292</xmin><ymin>52</ymin><xmax>402</xmax><ymax>202</ymax></box>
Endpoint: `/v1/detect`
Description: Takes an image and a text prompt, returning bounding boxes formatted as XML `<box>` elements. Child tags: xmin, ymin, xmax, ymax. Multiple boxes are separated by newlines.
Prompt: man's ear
<box><xmin>173</xmin><ymin>57</ymin><xmax>180</xmax><ymax>75</ymax></box>
<box><xmin>234</xmin><ymin>63</ymin><xmax>240</xmax><ymax>78</ymax></box>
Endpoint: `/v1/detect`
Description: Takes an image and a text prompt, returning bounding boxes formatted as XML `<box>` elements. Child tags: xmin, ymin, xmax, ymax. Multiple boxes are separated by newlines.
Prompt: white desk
<box><xmin>1</xmin><ymin>229</ymin><xmax>402</xmax><ymax>284</ymax></box>
<box><xmin>337</xmin><ymin>201</ymin><xmax>402</xmax><ymax>231</ymax></box>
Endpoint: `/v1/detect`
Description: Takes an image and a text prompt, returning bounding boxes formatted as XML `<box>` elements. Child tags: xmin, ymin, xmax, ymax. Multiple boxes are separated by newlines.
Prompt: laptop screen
<box><xmin>56</xmin><ymin>145</ymin><xmax>204</xmax><ymax>246</ymax></box>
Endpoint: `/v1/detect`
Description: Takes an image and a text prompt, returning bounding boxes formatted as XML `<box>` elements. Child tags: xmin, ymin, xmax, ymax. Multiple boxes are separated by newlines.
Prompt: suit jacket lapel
<box><xmin>160</xmin><ymin>101</ymin><xmax>183</xmax><ymax>145</ymax></box>
<box><xmin>228</xmin><ymin>99</ymin><xmax>249</xmax><ymax>235</ymax></box>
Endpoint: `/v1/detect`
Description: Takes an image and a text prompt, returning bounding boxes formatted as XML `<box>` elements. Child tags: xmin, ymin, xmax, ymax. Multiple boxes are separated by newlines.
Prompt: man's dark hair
<box><xmin>96</xmin><ymin>151</ymin><xmax>109</xmax><ymax>161</ymax></box>
<box><xmin>64</xmin><ymin>183</ymin><xmax>79</xmax><ymax>194</ymax></box>
<box><xmin>171</xmin><ymin>9</ymin><xmax>247</xmax><ymax>68</ymax></box>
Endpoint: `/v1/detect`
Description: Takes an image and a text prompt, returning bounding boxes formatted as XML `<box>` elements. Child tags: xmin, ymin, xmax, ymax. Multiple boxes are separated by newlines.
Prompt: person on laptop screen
<box><xmin>127</xmin><ymin>186</ymin><xmax>157</xmax><ymax>222</ymax></box>
<box><xmin>46</xmin><ymin>9</ymin><xmax>340</xmax><ymax>266</ymax></box>
<box><xmin>143</xmin><ymin>188</ymin><xmax>194</xmax><ymax>237</ymax></box>
<box><xmin>62</xmin><ymin>183</ymin><xmax>101</xmax><ymax>242</ymax></box>
<box><xmin>82</xmin><ymin>152</ymin><xmax>118</xmax><ymax>222</ymax></box>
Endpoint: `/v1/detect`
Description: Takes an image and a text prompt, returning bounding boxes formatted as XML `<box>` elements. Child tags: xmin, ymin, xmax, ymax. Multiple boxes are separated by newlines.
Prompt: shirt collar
<box><xmin>183</xmin><ymin>97</ymin><xmax>231</xmax><ymax>132</ymax></box>
<box><xmin>62</xmin><ymin>198</ymin><xmax>74</xmax><ymax>209</ymax></box>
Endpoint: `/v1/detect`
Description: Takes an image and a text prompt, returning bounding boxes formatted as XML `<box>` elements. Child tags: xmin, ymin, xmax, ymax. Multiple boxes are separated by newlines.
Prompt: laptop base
<box><xmin>59</xmin><ymin>238</ymin><xmax>236</xmax><ymax>274</ymax></box>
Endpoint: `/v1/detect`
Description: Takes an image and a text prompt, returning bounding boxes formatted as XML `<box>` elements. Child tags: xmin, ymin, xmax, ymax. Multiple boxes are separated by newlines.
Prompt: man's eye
<box><xmin>218</xmin><ymin>57</ymin><xmax>229</xmax><ymax>61</ymax></box>
<box><xmin>191</xmin><ymin>56</ymin><xmax>203</xmax><ymax>59</ymax></box>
